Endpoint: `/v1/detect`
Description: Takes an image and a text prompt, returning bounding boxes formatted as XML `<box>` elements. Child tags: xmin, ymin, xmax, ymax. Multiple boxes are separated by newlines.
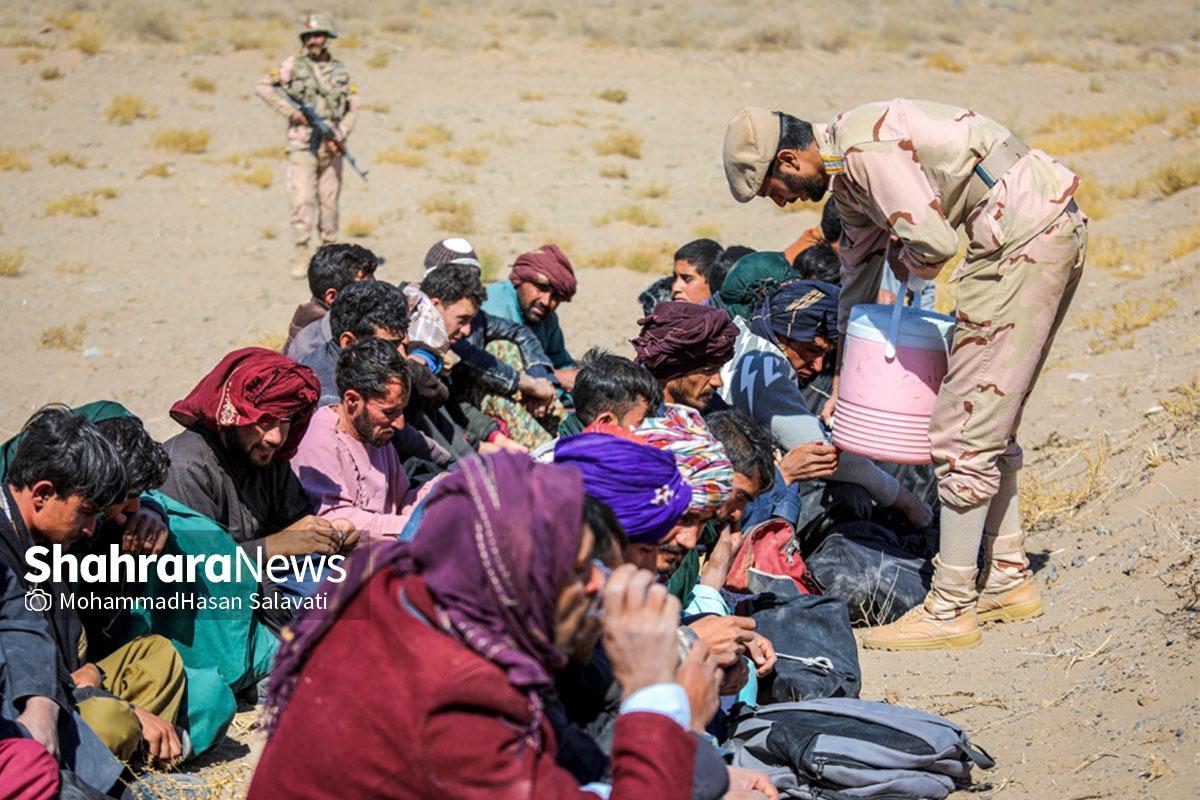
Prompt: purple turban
<box><xmin>631</xmin><ymin>301</ymin><xmax>738</xmax><ymax>381</ymax></box>
<box><xmin>509</xmin><ymin>244</ymin><xmax>577</xmax><ymax>301</ymax></box>
<box><xmin>554</xmin><ymin>432</ymin><xmax>691</xmax><ymax>544</ymax></box>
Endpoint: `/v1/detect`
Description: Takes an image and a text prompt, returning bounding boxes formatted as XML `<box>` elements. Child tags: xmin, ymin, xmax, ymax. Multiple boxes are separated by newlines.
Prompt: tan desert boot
<box><xmin>290</xmin><ymin>245</ymin><xmax>311</xmax><ymax>279</ymax></box>
<box><xmin>976</xmin><ymin>532</ymin><xmax>1043</xmax><ymax>623</ymax></box>
<box><xmin>861</xmin><ymin>558</ymin><xmax>982</xmax><ymax>650</ymax></box>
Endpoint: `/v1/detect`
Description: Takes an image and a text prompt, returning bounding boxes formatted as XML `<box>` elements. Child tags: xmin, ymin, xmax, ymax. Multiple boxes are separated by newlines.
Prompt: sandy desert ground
<box><xmin>0</xmin><ymin>1</ymin><xmax>1197</xmax><ymax>797</ymax></box>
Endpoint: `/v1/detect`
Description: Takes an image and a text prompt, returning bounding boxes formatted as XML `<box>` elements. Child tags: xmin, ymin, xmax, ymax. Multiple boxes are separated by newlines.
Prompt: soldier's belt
<box><xmin>965</xmin><ymin>135</ymin><xmax>1030</xmax><ymax>209</ymax></box>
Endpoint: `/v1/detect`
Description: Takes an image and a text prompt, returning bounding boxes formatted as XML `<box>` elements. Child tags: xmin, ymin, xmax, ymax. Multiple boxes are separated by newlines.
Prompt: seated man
<box><xmin>297</xmin><ymin>279</ymin><xmax>409</xmax><ymax>407</ymax></box>
<box><xmin>160</xmin><ymin>348</ymin><xmax>356</xmax><ymax>633</ymax></box>
<box><xmin>481</xmin><ymin>244</ymin><xmax>580</xmax><ymax>391</ymax></box>
<box><xmin>283</xmin><ymin>242</ymin><xmax>378</xmax><ymax>356</ymax></box>
<box><xmin>286</xmin><ymin>244</ymin><xmax>381</xmax><ymax>361</ymax></box>
<box><xmin>291</xmin><ymin>337</ymin><xmax>418</xmax><ymax>542</ymax></box>
<box><xmin>632</xmin><ymin>301</ymin><xmax>738</xmax><ymax>413</ymax></box>
<box><xmin>250</xmin><ymin>452</ymin><xmax>709</xmax><ymax>800</ymax></box>
<box><xmin>0</xmin><ymin>407</ymin><xmax>177</xmax><ymax>785</ymax></box>
<box><xmin>555</xmin><ymin>348</ymin><xmax>660</xmax><ymax>439</ymax></box>
<box><xmin>718</xmin><ymin>279</ymin><xmax>932</xmax><ymax>545</ymax></box>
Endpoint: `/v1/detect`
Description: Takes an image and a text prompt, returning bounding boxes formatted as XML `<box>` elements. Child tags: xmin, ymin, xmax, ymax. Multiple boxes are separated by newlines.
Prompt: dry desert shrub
<box><xmin>405</xmin><ymin>124</ymin><xmax>453</xmax><ymax>150</ymax></box>
<box><xmin>189</xmin><ymin>76</ymin><xmax>217</xmax><ymax>94</ymax></box>
<box><xmin>923</xmin><ymin>52</ymin><xmax>965</xmax><ymax>73</ymax></box>
<box><xmin>519</xmin><ymin>91</ymin><xmax>546</xmax><ymax>101</ymax></box>
<box><xmin>230</xmin><ymin>164</ymin><xmax>273</xmax><ymax>189</ymax></box>
<box><xmin>71</xmin><ymin>24</ymin><xmax>104</xmax><ymax>55</ymax></box>
<box><xmin>38</xmin><ymin>322</ymin><xmax>86</xmax><ymax>352</ymax></box>
<box><xmin>447</xmin><ymin>147</ymin><xmax>489</xmax><ymax>166</ymax></box>
<box><xmin>375</xmin><ymin>148</ymin><xmax>425</xmax><ymax>168</ymax></box>
<box><xmin>1087</xmin><ymin>235</ymin><xmax>1148</xmax><ymax>278</ymax></box>
<box><xmin>594</xmin><ymin>203</ymin><xmax>662</xmax><ymax>228</ymax></box>
<box><xmin>344</xmin><ymin>216</ymin><xmax>377</xmax><ymax>238</ymax></box>
<box><xmin>594</xmin><ymin>130</ymin><xmax>641</xmax><ymax>159</ymax></box>
<box><xmin>1013</xmin><ymin>49</ymin><xmax>1089</xmax><ymax>72</ymax></box>
<box><xmin>151</xmin><ymin>128</ymin><xmax>212</xmax><ymax>154</ymax></box>
<box><xmin>691</xmin><ymin>221</ymin><xmax>722</xmax><ymax>240</ymax></box>
<box><xmin>365</xmin><ymin>102</ymin><xmax>390</xmax><ymax>114</ymax></box>
<box><xmin>636</xmin><ymin>183</ymin><xmax>668</xmax><ymax>199</ymax></box>
<box><xmin>367</xmin><ymin>50</ymin><xmax>389</xmax><ymax>69</ymax></box>
<box><xmin>0</xmin><ymin>148</ymin><xmax>31</xmax><ymax>172</ymax></box>
<box><xmin>106</xmin><ymin>95</ymin><xmax>157</xmax><ymax>125</ymax></box>
<box><xmin>597</xmin><ymin>88</ymin><xmax>627</xmax><ymax>104</ymax></box>
<box><xmin>1077</xmin><ymin>295</ymin><xmax>1178</xmax><ymax>352</ymax></box>
<box><xmin>1031</xmin><ymin>107</ymin><xmax>1168</xmax><ymax>155</ymax></box>
<box><xmin>0</xmin><ymin>30</ymin><xmax>47</xmax><ymax>49</ymax></box>
<box><xmin>17</xmin><ymin>49</ymin><xmax>43</xmax><ymax>64</ymax></box>
<box><xmin>1019</xmin><ymin>436</ymin><xmax>1109</xmax><ymax>530</ymax></box>
<box><xmin>733</xmin><ymin>26</ymin><xmax>804</xmax><ymax>52</ymax></box>
<box><xmin>477</xmin><ymin>248</ymin><xmax>503</xmax><ymax>282</ymax></box>
<box><xmin>91</xmin><ymin>186</ymin><xmax>119</xmax><ymax>200</ymax></box>
<box><xmin>40</xmin><ymin>67</ymin><xmax>63</xmax><ymax>81</ymax></box>
<box><xmin>1149</xmin><ymin>159</ymin><xmax>1200</xmax><ymax>196</ymax></box>
<box><xmin>599</xmin><ymin>165</ymin><xmax>628</xmax><ymax>179</ymax></box>
<box><xmin>1170</xmin><ymin>105</ymin><xmax>1200</xmax><ymax>138</ymax></box>
<box><xmin>44</xmin><ymin>194</ymin><xmax>99</xmax><ymax>217</ymax></box>
<box><xmin>420</xmin><ymin>194</ymin><xmax>475</xmax><ymax>233</ymax></box>
<box><xmin>1167</xmin><ymin>229</ymin><xmax>1200</xmax><ymax>259</ymax></box>
<box><xmin>47</xmin><ymin>151</ymin><xmax>87</xmax><ymax>168</ymax></box>
<box><xmin>577</xmin><ymin>241</ymin><xmax>674</xmax><ymax>272</ymax></box>
<box><xmin>139</xmin><ymin>162</ymin><xmax>173</xmax><ymax>178</ymax></box>
<box><xmin>507</xmin><ymin>211</ymin><xmax>529</xmax><ymax>233</ymax></box>
<box><xmin>1161</xmin><ymin>376</ymin><xmax>1200</xmax><ymax>431</ymax></box>
<box><xmin>0</xmin><ymin>250</ymin><xmax>25</xmax><ymax>278</ymax></box>
<box><xmin>260</xmin><ymin>227</ymin><xmax>278</xmax><ymax>240</ymax></box>
<box><xmin>110</xmin><ymin>1</ymin><xmax>179</xmax><ymax>43</ymax></box>
<box><xmin>339</xmin><ymin>32</ymin><xmax>362</xmax><ymax>50</ymax></box>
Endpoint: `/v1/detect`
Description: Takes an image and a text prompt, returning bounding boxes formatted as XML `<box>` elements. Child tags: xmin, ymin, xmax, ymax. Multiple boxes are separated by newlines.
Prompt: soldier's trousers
<box><xmin>930</xmin><ymin>201</ymin><xmax>1088</xmax><ymax>508</ymax></box>
<box><xmin>287</xmin><ymin>148</ymin><xmax>343</xmax><ymax>247</ymax></box>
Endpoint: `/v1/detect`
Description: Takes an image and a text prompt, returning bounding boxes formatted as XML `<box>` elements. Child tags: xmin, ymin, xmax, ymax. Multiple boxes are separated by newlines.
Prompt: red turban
<box><xmin>631</xmin><ymin>301</ymin><xmax>738</xmax><ymax>382</ymax></box>
<box><xmin>509</xmin><ymin>244</ymin><xmax>577</xmax><ymax>301</ymax></box>
<box><xmin>170</xmin><ymin>347</ymin><xmax>320</xmax><ymax>462</ymax></box>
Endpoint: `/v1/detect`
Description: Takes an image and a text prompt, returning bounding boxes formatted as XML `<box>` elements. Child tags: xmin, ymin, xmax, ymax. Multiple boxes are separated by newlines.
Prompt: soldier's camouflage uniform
<box><xmin>822</xmin><ymin>99</ymin><xmax>1087</xmax><ymax>509</ymax></box>
<box><xmin>256</xmin><ymin>54</ymin><xmax>360</xmax><ymax>250</ymax></box>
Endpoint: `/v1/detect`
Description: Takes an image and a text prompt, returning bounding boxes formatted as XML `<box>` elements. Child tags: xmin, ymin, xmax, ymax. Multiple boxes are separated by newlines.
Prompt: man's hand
<box><xmin>674</xmin><ymin>639</ymin><xmax>721</xmax><ymax>733</ymax></box>
<box><xmin>718</xmin><ymin>656</ymin><xmax>750</xmax><ymax>696</ymax></box>
<box><xmin>602</xmin><ymin>565</ymin><xmax>681</xmax><ymax>699</ymax></box>
<box><xmin>122</xmin><ymin>508</ymin><xmax>169</xmax><ymax>555</ymax></box>
<box><xmin>727</xmin><ymin>766</ymin><xmax>781</xmax><ymax>800</ymax></box>
<box><xmin>324</xmin><ymin>136</ymin><xmax>345</xmax><ymax>156</ymax></box>
<box><xmin>268</xmin><ymin>516</ymin><xmax>342</xmax><ymax>557</ymax></box>
<box><xmin>288</xmin><ymin>110</ymin><xmax>306</xmax><ymax>125</ymax></box>
<box><xmin>16</xmin><ymin>696</ymin><xmax>59</xmax><ymax>763</ymax></box>
<box><xmin>478</xmin><ymin>434</ymin><xmax>528</xmax><ymax>456</ymax></box>
<box><xmin>699</xmin><ymin>526</ymin><xmax>741</xmax><ymax>590</ymax></box>
<box><xmin>517</xmin><ymin>373</ymin><xmax>556</xmax><ymax>401</ymax></box>
<box><xmin>133</xmin><ymin>707</ymin><xmax>183</xmax><ymax>763</ymax></box>
<box><xmin>70</xmin><ymin>663</ymin><xmax>103</xmax><ymax>690</ymax></box>
<box><xmin>780</xmin><ymin>442</ymin><xmax>839</xmax><ymax>484</ymax></box>
<box><xmin>892</xmin><ymin>485</ymin><xmax>934</xmax><ymax>529</ymax></box>
<box><xmin>877</xmin><ymin>288</ymin><xmax>897</xmax><ymax>305</ymax></box>
<box><xmin>686</xmin><ymin>615</ymin><xmax>756</xmax><ymax>668</ymax></box>
<box><xmin>555</xmin><ymin>368</ymin><xmax>579</xmax><ymax>393</ymax></box>
<box><xmin>328</xmin><ymin>518</ymin><xmax>359</xmax><ymax>553</ymax></box>
<box><xmin>821</xmin><ymin>374</ymin><xmax>839</xmax><ymax>424</ymax></box>
<box><xmin>746</xmin><ymin>632</ymin><xmax>777</xmax><ymax>677</ymax></box>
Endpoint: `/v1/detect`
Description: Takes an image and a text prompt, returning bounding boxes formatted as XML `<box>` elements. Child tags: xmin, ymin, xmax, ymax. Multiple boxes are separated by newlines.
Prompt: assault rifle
<box><xmin>277</xmin><ymin>89</ymin><xmax>369</xmax><ymax>182</ymax></box>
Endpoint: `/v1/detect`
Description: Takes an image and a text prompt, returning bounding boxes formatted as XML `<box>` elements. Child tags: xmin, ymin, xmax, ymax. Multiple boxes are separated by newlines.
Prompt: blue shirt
<box><xmin>481</xmin><ymin>281</ymin><xmax>574</xmax><ymax>370</ymax></box>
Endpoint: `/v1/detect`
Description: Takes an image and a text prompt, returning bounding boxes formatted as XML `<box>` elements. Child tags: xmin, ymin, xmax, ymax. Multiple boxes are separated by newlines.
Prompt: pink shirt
<box><xmin>291</xmin><ymin>405</ymin><xmax>415</xmax><ymax>542</ymax></box>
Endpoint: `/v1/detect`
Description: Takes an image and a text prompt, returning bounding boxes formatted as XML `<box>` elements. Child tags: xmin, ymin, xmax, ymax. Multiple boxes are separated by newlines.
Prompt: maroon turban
<box><xmin>170</xmin><ymin>347</ymin><xmax>320</xmax><ymax>462</ymax></box>
<box><xmin>509</xmin><ymin>244</ymin><xmax>577</xmax><ymax>301</ymax></box>
<box><xmin>632</xmin><ymin>301</ymin><xmax>738</xmax><ymax>381</ymax></box>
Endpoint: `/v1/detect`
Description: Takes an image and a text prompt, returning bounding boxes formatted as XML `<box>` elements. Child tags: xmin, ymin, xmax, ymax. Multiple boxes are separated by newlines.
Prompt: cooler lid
<box><xmin>847</xmin><ymin>303</ymin><xmax>956</xmax><ymax>351</ymax></box>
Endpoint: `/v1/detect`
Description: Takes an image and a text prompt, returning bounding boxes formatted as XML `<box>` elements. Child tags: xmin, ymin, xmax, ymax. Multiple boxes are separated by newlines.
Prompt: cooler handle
<box><xmin>884</xmin><ymin>275</ymin><xmax>929</xmax><ymax>360</ymax></box>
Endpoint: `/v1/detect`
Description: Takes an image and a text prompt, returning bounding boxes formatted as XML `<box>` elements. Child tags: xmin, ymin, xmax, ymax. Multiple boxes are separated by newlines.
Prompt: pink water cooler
<box><xmin>832</xmin><ymin>288</ymin><xmax>956</xmax><ymax>465</ymax></box>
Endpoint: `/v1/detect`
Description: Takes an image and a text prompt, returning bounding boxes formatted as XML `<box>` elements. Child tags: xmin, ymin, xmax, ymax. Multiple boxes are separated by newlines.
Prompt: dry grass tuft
<box><xmin>1169</xmin><ymin>105</ymin><xmax>1200</xmax><ymax>138</ymax></box>
<box><xmin>112</xmin><ymin>2</ymin><xmax>179</xmax><ymax>43</ymax></box>
<box><xmin>507</xmin><ymin>211</ymin><xmax>529</xmax><ymax>233</ymax></box>
<box><xmin>367</xmin><ymin>50</ymin><xmax>390</xmax><ymax>69</ymax></box>
<box><xmin>17</xmin><ymin>49</ymin><xmax>43</xmax><ymax>64</ymax></box>
<box><xmin>1020</xmin><ymin>436</ymin><xmax>1109</xmax><ymax>530</ymax></box>
<box><xmin>189</xmin><ymin>76</ymin><xmax>216</xmax><ymax>94</ymax></box>
<box><xmin>599</xmin><ymin>165</ymin><xmax>628</xmax><ymax>179</ymax></box>
<box><xmin>420</xmin><ymin>194</ymin><xmax>475</xmax><ymax>233</ymax></box>
<box><xmin>636</xmin><ymin>183</ymin><xmax>668</xmax><ymax>199</ymax></box>
<box><xmin>106</xmin><ymin>95</ymin><xmax>157</xmax><ymax>125</ymax></box>
<box><xmin>44</xmin><ymin>194</ymin><xmax>99</xmax><ymax>217</ymax></box>
<box><xmin>139</xmin><ymin>162</ymin><xmax>173</xmax><ymax>178</ymax></box>
<box><xmin>54</xmin><ymin>262</ymin><xmax>87</xmax><ymax>275</ymax></box>
<box><xmin>1031</xmin><ymin>107</ymin><xmax>1168</xmax><ymax>155</ymax></box>
<box><xmin>344</xmin><ymin>216</ymin><xmax>377</xmax><ymax>238</ymax></box>
<box><xmin>405</xmin><ymin>124</ymin><xmax>453</xmax><ymax>150</ymax></box>
<box><xmin>1149</xmin><ymin>159</ymin><xmax>1200</xmax><ymax>196</ymax></box>
<box><xmin>91</xmin><ymin>186</ymin><xmax>119</xmax><ymax>200</ymax></box>
<box><xmin>376</xmin><ymin>148</ymin><xmax>426</xmax><ymax>168</ymax></box>
<box><xmin>691</xmin><ymin>221</ymin><xmax>722</xmax><ymax>240</ymax></box>
<box><xmin>734</xmin><ymin>27</ymin><xmax>804</xmax><ymax>52</ymax></box>
<box><xmin>1070</xmin><ymin>175</ymin><xmax>1115</xmax><ymax>220</ymax></box>
<box><xmin>71</xmin><ymin>24</ymin><xmax>104</xmax><ymax>56</ymax></box>
<box><xmin>0</xmin><ymin>250</ymin><xmax>25</xmax><ymax>278</ymax></box>
<box><xmin>365</xmin><ymin>102</ymin><xmax>390</xmax><ymax>114</ymax></box>
<box><xmin>597</xmin><ymin>88</ymin><xmax>628</xmax><ymax>104</ymax></box>
<box><xmin>923</xmin><ymin>52</ymin><xmax>965</xmax><ymax>73</ymax></box>
<box><xmin>1077</xmin><ymin>295</ymin><xmax>1178</xmax><ymax>352</ymax></box>
<box><xmin>519</xmin><ymin>91</ymin><xmax>546</xmax><ymax>102</ymax></box>
<box><xmin>1167</xmin><ymin>229</ymin><xmax>1200</xmax><ymax>260</ymax></box>
<box><xmin>260</xmin><ymin>227</ymin><xmax>278</xmax><ymax>240</ymax></box>
<box><xmin>578</xmin><ymin>241</ymin><xmax>674</xmax><ymax>273</ymax></box>
<box><xmin>151</xmin><ymin>128</ymin><xmax>212</xmax><ymax>154</ymax></box>
<box><xmin>1088</xmin><ymin>235</ymin><xmax>1148</xmax><ymax>278</ymax></box>
<box><xmin>40</xmin><ymin>67</ymin><xmax>63</xmax><ymax>81</ymax></box>
<box><xmin>248</xmin><ymin>330</ymin><xmax>287</xmax><ymax>352</ymax></box>
<box><xmin>594</xmin><ymin>130</ymin><xmax>641</xmax><ymax>159</ymax></box>
<box><xmin>0</xmin><ymin>148</ymin><xmax>31</xmax><ymax>172</ymax></box>
<box><xmin>38</xmin><ymin>322</ymin><xmax>86</xmax><ymax>352</ymax></box>
<box><xmin>594</xmin><ymin>203</ymin><xmax>663</xmax><ymax>228</ymax></box>
<box><xmin>1160</xmin><ymin>376</ymin><xmax>1200</xmax><ymax>431</ymax></box>
<box><xmin>447</xmin><ymin>147</ymin><xmax>489</xmax><ymax>166</ymax></box>
<box><xmin>230</xmin><ymin>164</ymin><xmax>273</xmax><ymax>189</ymax></box>
<box><xmin>47</xmin><ymin>151</ymin><xmax>87</xmax><ymax>169</ymax></box>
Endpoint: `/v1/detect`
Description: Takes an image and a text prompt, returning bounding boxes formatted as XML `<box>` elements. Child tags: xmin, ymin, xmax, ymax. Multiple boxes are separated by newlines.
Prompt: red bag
<box><xmin>725</xmin><ymin>519</ymin><xmax>816</xmax><ymax>595</ymax></box>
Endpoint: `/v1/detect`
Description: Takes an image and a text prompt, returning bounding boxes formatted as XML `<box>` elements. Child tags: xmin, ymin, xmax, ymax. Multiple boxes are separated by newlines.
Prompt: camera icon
<box><xmin>24</xmin><ymin>587</ymin><xmax>52</xmax><ymax>612</ymax></box>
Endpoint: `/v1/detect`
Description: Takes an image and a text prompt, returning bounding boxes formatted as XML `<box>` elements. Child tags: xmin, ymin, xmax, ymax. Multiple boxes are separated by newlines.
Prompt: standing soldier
<box><xmin>257</xmin><ymin>14</ymin><xmax>360</xmax><ymax>278</ymax></box>
<box><xmin>722</xmin><ymin>99</ymin><xmax>1087</xmax><ymax>650</ymax></box>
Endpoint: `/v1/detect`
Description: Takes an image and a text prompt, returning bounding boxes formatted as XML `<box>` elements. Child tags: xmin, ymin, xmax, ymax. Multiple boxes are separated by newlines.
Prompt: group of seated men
<box><xmin>0</xmin><ymin>214</ymin><xmax>937</xmax><ymax>799</ymax></box>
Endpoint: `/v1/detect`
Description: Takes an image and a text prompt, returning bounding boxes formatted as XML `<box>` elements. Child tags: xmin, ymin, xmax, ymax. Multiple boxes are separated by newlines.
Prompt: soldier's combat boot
<box><xmin>976</xmin><ymin>532</ymin><xmax>1043</xmax><ymax>623</ymax></box>
<box><xmin>291</xmin><ymin>245</ymin><xmax>311</xmax><ymax>279</ymax></box>
<box><xmin>861</xmin><ymin>557</ymin><xmax>982</xmax><ymax>650</ymax></box>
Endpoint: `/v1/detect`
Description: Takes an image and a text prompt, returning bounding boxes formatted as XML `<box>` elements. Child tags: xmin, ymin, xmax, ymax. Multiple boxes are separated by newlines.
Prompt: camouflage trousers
<box><xmin>287</xmin><ymin>148</ymin><xmax>343</xmax><ymax>247</ymax></box>
<box><xmin>475</xmin><ymin>340</ymin><xmax>566</xmax><ymax>450</ymax></box>
<box><xmin>930</xmin><ymin>201</ymin><xmax>1088</xmax><ymax>508</ymax></box>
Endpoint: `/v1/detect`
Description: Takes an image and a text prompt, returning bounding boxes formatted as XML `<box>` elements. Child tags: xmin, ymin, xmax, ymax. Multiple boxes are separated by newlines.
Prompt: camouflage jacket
<box><xmin>818</xmin><ymin>99</ymin><xmax>1079</xmax><ymax>334</ymax></box>
<box><xmin>256</xmin><ymin>54</ymin><xmax>360</xmax><ymax>151</ymax></box>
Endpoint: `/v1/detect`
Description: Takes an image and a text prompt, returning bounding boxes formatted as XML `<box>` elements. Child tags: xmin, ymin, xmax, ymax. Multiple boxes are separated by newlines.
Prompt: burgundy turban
<box><xmin>509</xmin><ymin>244</ymin><xmax>577</xmax><ymax>301</ymax></box>
<box><xmin>170</xmin><ymin>347</ymin><xmax>320</xmax><ymax>462</ymax></box>
<box><xmin>631</xmin><ymin>301</ymin><xmax>738</xmax><ymax>381</ymax></box>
